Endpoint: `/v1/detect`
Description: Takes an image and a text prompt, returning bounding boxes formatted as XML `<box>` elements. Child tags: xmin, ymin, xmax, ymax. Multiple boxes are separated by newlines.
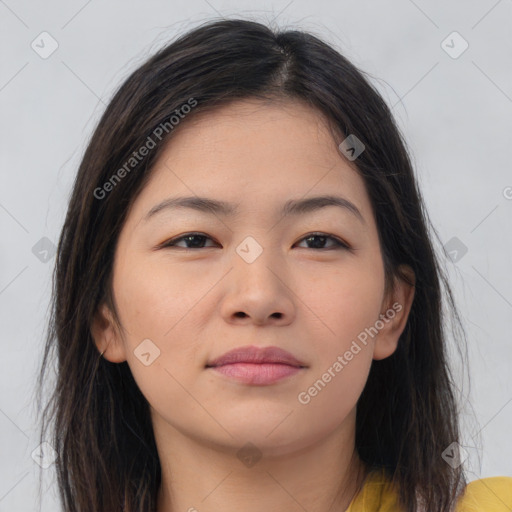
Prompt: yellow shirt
<box><xmin>346</xmin><ymin>468</ymin><xmax>512</xmax><ymax>511</ymax></box>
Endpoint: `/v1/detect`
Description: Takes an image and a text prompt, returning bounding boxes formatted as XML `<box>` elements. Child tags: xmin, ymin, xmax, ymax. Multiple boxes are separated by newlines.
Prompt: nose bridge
<box><xmin>235</xmin><ymin>234</ymin><xmax>267</xmax><ymax>266</ymax></box>
<box><xmin>233</xmin><ymin>234</ymin><xmax>284</xmax><ymax>292</ymax></box>
<box><xmin>220</xmin><ymin>234</ymin><xmax>295</xmax><ymax>324</ymax></box>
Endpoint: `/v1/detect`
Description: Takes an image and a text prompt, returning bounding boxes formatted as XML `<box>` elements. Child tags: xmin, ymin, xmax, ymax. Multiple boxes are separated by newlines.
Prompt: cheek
<box><xmin>111</xmin><ymin>263</ymin><xmax>199</xmax><ymax>414</ymax></box>
<box><xmin>298</xmin><ymin>260</ymin><xmax>384</xmax><ymax>353</ymax></box>
<box><xmin>111</xmin><ymin>261</ymin><xmax>212</xmax><ymax>400</ymax></box>
<box><xmin>295</xmin><ymin>349</ymin><xmax>372</xmax><ymax>439</ymax></box>
<box><xmin>113</xmin><ymin>259</ymin><xmax>199</xmax><ymax>340</ymax></box>
<box><xmin>295</xmin><ymin>269</ymin><xmax>379</xmax><ymax>418</ymax></box>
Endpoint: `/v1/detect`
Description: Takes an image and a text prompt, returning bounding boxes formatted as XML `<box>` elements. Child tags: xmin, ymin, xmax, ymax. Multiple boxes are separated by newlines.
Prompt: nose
<box><xmin>219</xmin><ymin>244</ymin><xmax>296</xmax><ymax>326</ymax></box>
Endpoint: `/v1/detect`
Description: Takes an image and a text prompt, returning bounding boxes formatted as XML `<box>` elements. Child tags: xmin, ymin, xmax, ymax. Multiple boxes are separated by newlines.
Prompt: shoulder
<box><xmin>347</xmin><ymin>470</ymin><xmax>512</xmax><ymax>512</ymax></box>
<box><xmin>346</xmin><ymin>468</ymin><xmax>402</xmax><ymax>511</ymax></box>
<box><xmin>455</xmin><ymin>476</ymin><xmax>512</xmax><ymax>511</ymax></box>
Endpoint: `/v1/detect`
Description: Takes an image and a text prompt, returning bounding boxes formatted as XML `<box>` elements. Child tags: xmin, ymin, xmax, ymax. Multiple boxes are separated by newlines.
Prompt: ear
<box><xmin>90</xmin><ymin>302</ymin><xmax>127</xmax><ymax>363</ymax></box>
<box><xmin>373</xmin><ymin>264</ymin><xmax>416</xmax><ymax>361</ymax></box>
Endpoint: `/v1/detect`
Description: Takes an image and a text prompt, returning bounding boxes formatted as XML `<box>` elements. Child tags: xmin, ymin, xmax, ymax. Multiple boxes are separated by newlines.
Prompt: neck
<box><xmin>154</xmin><ymin>409</ymin><xmax>368</xmax><ymax>512</ymax></box>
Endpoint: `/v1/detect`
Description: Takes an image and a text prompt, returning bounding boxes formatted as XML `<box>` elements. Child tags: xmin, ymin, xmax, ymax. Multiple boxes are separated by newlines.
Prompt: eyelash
<box><xmin>159</xmin><ymin>232</ymin><xmax>350</xmax><ymax>251</ymax></box>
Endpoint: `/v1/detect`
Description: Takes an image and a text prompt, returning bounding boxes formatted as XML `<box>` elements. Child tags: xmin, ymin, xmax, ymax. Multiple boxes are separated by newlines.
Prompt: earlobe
<box><xmin>373</xmin><ymin>265</ymin><xmax>416</xmax><ymax>361</ymax></box>
<box><xmin>90</xmin><ymin>302</ymin><xmax>127</xmax><ymax>363</ymax></box>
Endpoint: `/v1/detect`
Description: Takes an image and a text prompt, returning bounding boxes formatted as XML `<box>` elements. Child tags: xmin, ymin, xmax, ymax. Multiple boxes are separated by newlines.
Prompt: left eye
<box><xmin>294</xmin><ymin>233</ymin><xmax>350</xmax><ymax>250</ymax></box>
<box><xmin>160</xmin><ymin>232</ymin><xmax>349</xmax><ymax>250</ymax></box>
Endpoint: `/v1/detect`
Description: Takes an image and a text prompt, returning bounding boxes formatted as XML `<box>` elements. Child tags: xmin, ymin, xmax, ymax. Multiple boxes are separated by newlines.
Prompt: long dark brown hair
<box><xmin>36</xmin><ymin>17</ymin><xmax>469</xmax><ymax>512</ymax></box>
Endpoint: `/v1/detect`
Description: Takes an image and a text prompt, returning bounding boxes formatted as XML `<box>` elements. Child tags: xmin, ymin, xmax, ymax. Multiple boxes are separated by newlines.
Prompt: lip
<box><xmin>206</xmin><ymin>345</ymin><xmax>306</xmax><ymax>368</ymax></box>
<box><xmin>206</xmin><ymin>345</ymin><xmax>307</xmax><ymax>385</ymax></box>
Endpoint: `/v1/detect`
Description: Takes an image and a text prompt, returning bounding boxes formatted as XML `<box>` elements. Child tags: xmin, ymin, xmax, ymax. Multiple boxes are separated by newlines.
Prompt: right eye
<box><xmin>159</xmin><ymin>232</ymin><xmax>220</xmax><ymax>249</ymax></box>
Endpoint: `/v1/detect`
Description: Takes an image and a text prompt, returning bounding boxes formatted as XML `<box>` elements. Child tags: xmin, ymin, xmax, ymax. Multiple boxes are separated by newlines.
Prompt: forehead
<box><xmin>167</xmin><ymin>97</ymin><xmax>341</xmax><ymax>156</ymax></box>
<box><xmin>125</xmin><ymin>98</ymin><xmax>374</xmax><ymax>227</ymax></box>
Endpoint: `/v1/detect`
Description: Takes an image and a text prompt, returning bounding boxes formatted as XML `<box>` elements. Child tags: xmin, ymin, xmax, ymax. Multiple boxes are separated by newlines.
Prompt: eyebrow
<box><xmin>144</xmin><ymin>194</ymin><xmax>365</xmax><ymax>224</ymax></box>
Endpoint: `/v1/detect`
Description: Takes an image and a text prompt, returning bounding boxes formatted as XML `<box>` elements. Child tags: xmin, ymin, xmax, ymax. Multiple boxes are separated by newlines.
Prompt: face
<box><xmin>92</xmin><ymin>98</ymin><xmax>414</xmax><ymax>457</ymax></box>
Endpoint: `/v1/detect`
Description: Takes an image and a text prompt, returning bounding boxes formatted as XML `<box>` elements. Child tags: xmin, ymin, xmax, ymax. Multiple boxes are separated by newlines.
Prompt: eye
<box><xmin>159</xmin><ymin>232</ymin><xmax>350</xmax><ymax>250</ymax></box>
<box><xmin>160</xmin><ymin>232</ymin><xmax>219</xmax><ymax>249</ymax></box>
<box><xmin>294</xmin><ymin>232</ymin><xmax>350</xmax><ymax>250</ymax></box>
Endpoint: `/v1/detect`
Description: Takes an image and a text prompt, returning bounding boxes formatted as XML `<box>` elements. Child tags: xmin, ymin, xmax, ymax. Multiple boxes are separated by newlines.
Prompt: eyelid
<box><xmin>157</xmin><ymin>232</ymin><xmax>219</xmax><ymax>250</ymax></box>
<box><xmin>296</xmin><ymin>232</ymin><xmax>351</xmax><ymax>250</ymax></box>
<box><xmin>158</xmin><ymin>231</ymin><xmax>351</xmax><ymax>250</ymax></box>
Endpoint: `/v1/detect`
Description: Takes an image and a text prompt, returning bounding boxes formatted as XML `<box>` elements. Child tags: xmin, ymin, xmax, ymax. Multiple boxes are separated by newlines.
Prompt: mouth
<box><xmin>205</xmin><ymin>345</ymin><xmax>307</xmax><ymax>386</ymax></box>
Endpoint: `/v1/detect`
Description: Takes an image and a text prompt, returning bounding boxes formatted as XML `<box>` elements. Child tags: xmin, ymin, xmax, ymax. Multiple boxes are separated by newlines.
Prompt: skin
<box><xmin>92</xmin><ymin>98</ymin><xmax>415</xmax><ymax>512</ymax></box>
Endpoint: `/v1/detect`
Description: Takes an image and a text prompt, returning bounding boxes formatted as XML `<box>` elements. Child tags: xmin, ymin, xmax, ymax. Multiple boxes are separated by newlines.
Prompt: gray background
<box><xmin>1</xmin><ymin>0</ymin><xmax>511</xmax><ymax>510</ymax></box>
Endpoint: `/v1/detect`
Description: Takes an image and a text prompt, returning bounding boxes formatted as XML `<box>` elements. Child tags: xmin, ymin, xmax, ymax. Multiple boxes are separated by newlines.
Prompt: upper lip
<box><xmin>206</xmin><ymin>345</ymin><xmax>306</xmax><ymax>368</ymax></box>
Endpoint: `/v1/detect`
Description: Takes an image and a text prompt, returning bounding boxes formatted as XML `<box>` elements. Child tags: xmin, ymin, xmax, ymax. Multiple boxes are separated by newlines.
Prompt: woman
<box><xmin>36</xmin><ymin>18</ymin><xmax>512</xmax><ymax>512</ymax></box>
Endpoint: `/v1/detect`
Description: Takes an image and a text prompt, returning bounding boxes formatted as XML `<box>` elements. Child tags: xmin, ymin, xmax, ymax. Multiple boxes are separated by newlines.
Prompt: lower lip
<box><xmin>208</xmin><ymin>363</ymin><xmax>303</xmax><ymax>385</ymax></box>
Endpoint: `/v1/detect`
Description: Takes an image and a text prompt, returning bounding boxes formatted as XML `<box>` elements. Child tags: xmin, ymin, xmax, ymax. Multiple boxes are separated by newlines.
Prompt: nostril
<box><xmin>234</xmin><ymin>312</ymin><xmax>247</xmax><ymax>318</ymax></box>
